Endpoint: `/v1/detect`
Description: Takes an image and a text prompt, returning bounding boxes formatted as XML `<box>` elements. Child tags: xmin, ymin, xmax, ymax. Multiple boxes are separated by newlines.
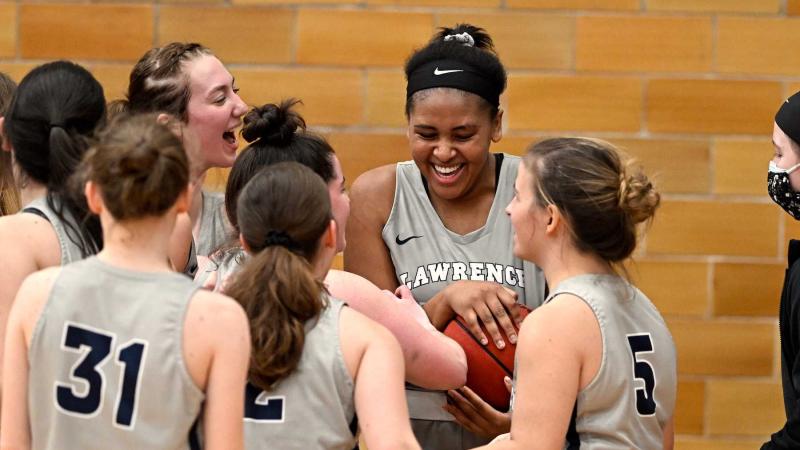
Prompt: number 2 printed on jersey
<box><xmin>55</xmin><ymin>322</ymin><xmax>148</xmax><ymax>429</ymax></box>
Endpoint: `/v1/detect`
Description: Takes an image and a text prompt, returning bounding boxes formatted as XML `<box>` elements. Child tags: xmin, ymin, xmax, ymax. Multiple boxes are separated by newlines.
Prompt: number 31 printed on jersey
<box><xmin>55</xmin><ymin>322</ymin><xmax>148</xmax><ymax>429</ymax></box>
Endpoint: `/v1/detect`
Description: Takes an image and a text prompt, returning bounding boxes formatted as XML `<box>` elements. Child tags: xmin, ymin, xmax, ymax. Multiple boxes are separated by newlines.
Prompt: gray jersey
<box><xmin>382</xmin><ymin>156</ymin><xmax>546</xmax><ymax>444</ymax></box>
<box><xmin>196</xmin><ymin>191</ymin><xmax>233</xmax><ymax>257</ymax></box>
<box><xmin>23</xmin><ymin>196</ymin><xmax>97</xmax><ymax>264</ymax></box>
<box><xmin>512</xmin><ymin>274</ymin><xmax>676</xmax><ymax>449</ymax></box>
<box><xmin>244</xmin><ymin>297</ymin><xmax>356</xmax><ymax>450</ymax></box>
<box><xmin>382</xmin><ymin>155</ymin><xmax>544</xmax><ymax>307</ymax></box>
<box><xmin>193</xmin><ymin>247</ymin><xmax>244</xmax><ymax>291</ymax></box>
<box><xmin>28</xmin><ymin>257</ymin><xmax>205</xmax><ymax>450</ymax></box>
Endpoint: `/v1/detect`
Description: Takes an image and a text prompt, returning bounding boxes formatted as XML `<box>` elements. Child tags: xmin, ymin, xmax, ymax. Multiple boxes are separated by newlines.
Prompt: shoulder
<box><xmin>17</xmin><ymin>267</ymin><xmax>62</xmax><ymax>301</ymax></box>
<box><xmin>350</xmin><ymin>164</ymin><xmax>397</xmax><ymax>221</ymax></box>
<box><xmin>519</xmin><ymin>293</ymin><xmax>598</xmax><ymax>350</ymax></box>
<box><xmin>0</xmin><ymin>213</ymin><xmax>61</xmax><ymax>269</ymax></box>
<box><xmin>11</xmin><ymin>267</ymin><xmax>63</xmax><ymax>339</ymax></box>
<box><xmin>187</xmin><ymin>289</ymin><xmax>248</xmax><ymax>332</ymax></box>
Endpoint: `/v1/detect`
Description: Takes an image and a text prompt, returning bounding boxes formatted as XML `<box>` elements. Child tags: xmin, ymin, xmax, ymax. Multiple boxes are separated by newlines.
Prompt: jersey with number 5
<box><xmin>546</xmin><ymin>274</ymin><xmax>676</xmax><ymax>449</ymax></box>
<box><xmin>28</xmin><ymin>257</ymin><xmax>205</xmax><ymax>449</ymax></box>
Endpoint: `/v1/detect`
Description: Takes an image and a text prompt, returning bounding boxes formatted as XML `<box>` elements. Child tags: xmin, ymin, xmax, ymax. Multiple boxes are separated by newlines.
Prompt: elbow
<box><xmin>405</xmin><ymin>358</ymin><xmax>467</xmax><ymax>391</ymax></box>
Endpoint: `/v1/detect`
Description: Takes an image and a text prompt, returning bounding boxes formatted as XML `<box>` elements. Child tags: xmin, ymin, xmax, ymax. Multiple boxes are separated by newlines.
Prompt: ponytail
<box><xmin>226</xmin><ymin>246</ymin><xmax>326</xmax><ymax>390</ymax></box>
<box><xmin>224</xmin><ymin>161</ymin><xmax>333</xmax><ymax>391</ymax></box>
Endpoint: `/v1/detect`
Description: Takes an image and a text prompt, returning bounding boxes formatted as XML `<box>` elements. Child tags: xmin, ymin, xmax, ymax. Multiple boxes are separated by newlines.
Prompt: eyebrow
<box><xmin>413</xmin><ymin>124</ymin><xmax>478</xmax><ymax>132</ymax></box>
<box><xmin>207</xmin><ymin>77</ymin><xmax>236</xmax><ymax>97</ymax></box>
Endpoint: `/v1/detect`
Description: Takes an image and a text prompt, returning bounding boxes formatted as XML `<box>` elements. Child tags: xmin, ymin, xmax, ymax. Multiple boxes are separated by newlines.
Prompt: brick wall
<box><xmin>1</xmin><ymin>0</ymin><xmax>796</xmax><ymax>446</ymax></box>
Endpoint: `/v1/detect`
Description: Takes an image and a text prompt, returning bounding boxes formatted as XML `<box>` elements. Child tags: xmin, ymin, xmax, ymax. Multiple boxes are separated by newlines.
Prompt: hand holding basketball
<box><xmin>443</xmin><ymin>382</ymin><xmax>512</xmax><ymax>440</ymax></box>
<box><xmin>440</xmin><ymin>280</ymin><xmax>521</xmax><ymax>349</ymax></box>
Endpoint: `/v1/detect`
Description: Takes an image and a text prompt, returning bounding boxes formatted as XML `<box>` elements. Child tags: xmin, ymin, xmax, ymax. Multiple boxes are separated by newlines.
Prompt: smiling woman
<box><xmin>345</xmin><ymin>23</ymin><xmax>546</xmax><ymax>449</ymax></box>
<box><xmin>119</xmin><ymin>42</ymin><xmax>249</xmax><ymax>273</ymax></box>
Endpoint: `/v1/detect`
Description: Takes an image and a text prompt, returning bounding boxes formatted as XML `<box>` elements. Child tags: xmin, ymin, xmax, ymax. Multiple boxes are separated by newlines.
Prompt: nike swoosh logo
<box><xmin>434</xmin><ymin>68</ymin><xmax>464</xmax><ymax>76</ymax></box>
<box><xmin>395</xmin><ymin>234</ymin><xmax>423</xmax><ymax>245</ymax></box>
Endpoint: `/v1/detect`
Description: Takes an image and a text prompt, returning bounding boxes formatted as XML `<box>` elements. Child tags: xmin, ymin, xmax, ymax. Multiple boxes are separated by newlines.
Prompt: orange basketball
<box><xmin>444</xmin><ymin>305</ymin><xmax>532</xmax><ymax>411</ymax></box>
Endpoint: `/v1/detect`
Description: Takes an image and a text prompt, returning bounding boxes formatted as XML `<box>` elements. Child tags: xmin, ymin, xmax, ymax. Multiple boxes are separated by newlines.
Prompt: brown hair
<box><xmin>525</xmin><ymin>137</ymin><xmax>660</xmax><ymax>263</ymax></box>
<box><xmin>121</xmin><ymin>43</ymin><xmax>212</xmax><ymax>122</ymax></box>
<box><xmin>0</xmin><ymin>72</ymin><xmax>18</xmax><ymax>216</ymax></box>
<box><xmin>80</xmin><ymin>113</ymin><xmax>189</xmax><ymax>220</ymax></box>
<box><xmin>225</xmin><ymin>161</ymin><xmax>332</xmax><ymax>391</ymax></box>
<box><xmin>225</xmin><ymin>99</ymin><xmax>335</xmax><ymax>233</ymax></box>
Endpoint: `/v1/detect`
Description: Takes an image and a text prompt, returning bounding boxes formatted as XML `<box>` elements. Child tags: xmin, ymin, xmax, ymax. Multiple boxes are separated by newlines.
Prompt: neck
<box><xmin>189</xmin><ymin>172</ymin><xmax>206</xmax><ymax>234</ymax></box>
<box><xmin>540</xmin><ymin>245</ymin><xmax>615</xmax><ymax>293</ymax></box>
<box><xmin>97</xmin><ymin>215</ymin><xmax>176</xmax><ymax>272</ymax></box>
<box><xmin>19</xmin><ymin>181</ymin><xmax>47</xmax><ymax>206</ymax></box>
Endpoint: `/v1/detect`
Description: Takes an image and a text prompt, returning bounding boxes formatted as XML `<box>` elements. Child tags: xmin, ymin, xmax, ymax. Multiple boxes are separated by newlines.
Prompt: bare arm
<box><xmin>0</xmin><ymin>216</ymin><xmax>58</xmax><ymax>395</ymax></box>
<box><xmin>344</xmin><ymin>165</ymin><xmax>398</xmax><ymax>291</ymax></box>
<box><xmin>474</xmin><ymin>295</ymin><xmax>600</xmax><ymax>450</ymax></box>
<box><xmin>339</xmin><ymin>308</ymin><xmax>420</xmax><ymax>450</ymax></box>
<box><xmin>184</xmin><ymin>291</ymin><xmax>250</xmax><ymax>450</ymax></box>
<box><xmin>662</xmin><ymin>416</ymin><xmax>674</xmax><ymax>450</ymax></box>
<box><xmin>326</xmin><ymin>269</ymin><xmax>466</xmax><ymax>390</ymax></box>
<box><xmin>0</xmin><ymin>269</ymin><xmax>58</xmax><ymax>450</ymax></box>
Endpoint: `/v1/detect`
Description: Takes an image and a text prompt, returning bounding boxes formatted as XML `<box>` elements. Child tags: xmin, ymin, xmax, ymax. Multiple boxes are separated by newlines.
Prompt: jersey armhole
<box><xmin>178</xmin><ymin>287</ymin><xmax>207</xmax><ymax>398</ymax></box>
<box><xmin>548</xmin><ymin>291</ymin><xmax>607</xmax><ymax>396</ymax></box>
<box><xmin>379</xmin><ymin>164</ymin><xmax>403</xmax><ymax>240</ymax></box>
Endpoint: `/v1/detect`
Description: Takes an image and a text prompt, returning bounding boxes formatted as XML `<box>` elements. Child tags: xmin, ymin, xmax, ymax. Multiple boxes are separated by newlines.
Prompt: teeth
<box><xmin>434</xmin><ymin>164</ymin><xmax>460</xmax><ymax>175</ymax></box>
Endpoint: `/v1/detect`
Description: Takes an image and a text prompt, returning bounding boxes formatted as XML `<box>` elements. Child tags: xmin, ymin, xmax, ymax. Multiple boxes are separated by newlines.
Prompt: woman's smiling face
<box><xmin>407</xmin><ymin>88</ymin><xmax>501</xmax><ymax>202</ymax></box>
<box><xmin>181</xmin><ymin>54</ymin><xmax>248</xmax><ymax>172</ymax></box>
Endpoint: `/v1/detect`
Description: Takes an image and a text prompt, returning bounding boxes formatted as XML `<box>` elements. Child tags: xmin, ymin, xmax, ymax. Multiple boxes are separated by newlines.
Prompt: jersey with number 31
<box><xmin>28</xmin><ymin>257</ymin><xmax>204</xmax><ymax>450</ymax></box>
<box><xmin>516</xmin><ymin>274</ymin><xmax>676</xmax><ymax>449</ymax></box>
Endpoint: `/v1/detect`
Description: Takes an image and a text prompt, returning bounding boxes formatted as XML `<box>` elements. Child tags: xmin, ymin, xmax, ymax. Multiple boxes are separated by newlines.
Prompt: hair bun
<box><xmin>435</xmin><ymin>23</ymin><xmax>495</xmax><ymax>52</ymax></box>
<box><xmin>242</xmin><ymin>99</ymin><xmax>305</xmax><ymax>146</ymax></box>
<box><xmin>618</xmin><ymin>165</ymin><xmax>660</xmax><ymax>225</ymax></box>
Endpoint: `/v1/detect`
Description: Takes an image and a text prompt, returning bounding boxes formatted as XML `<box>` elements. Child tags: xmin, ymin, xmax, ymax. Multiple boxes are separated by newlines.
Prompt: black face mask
<box><xmin>768</xmin><ymin>161</ymin><xmax>800</xmax><ymax>220</ymax></box>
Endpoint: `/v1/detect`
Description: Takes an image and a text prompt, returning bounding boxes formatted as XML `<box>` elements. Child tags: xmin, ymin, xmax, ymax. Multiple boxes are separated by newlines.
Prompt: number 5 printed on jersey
<box><xmin>55</xmin><ymin>322</ymin><xmax>148</xmax><ymax>429</ymax></box>
<box><xmin>626</xmin><ymin>333</ymin><xmax>656</xmax><ymax>416</ymax></box>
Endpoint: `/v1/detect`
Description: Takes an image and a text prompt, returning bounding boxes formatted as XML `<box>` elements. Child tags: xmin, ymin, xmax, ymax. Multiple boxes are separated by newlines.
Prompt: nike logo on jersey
<box><xmin>433</xmin><ymin>68</ymin><xmax>464</xmax><ymax>76</ymax></box>
<box><xmin>395</xmin><ymin>234</ymin><xmax>423</xmax><ymax>245</ymax></box>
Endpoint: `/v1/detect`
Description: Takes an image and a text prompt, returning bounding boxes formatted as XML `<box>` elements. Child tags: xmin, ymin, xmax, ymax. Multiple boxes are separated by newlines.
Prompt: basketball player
<box><xmin>224</xmin><ymin>162</ymin><xmax>419</xmax><ymax>449</ymax></box>
<box><xmin>195</xmin><ymin>99</ymin><xmax>467</xmax><ymax>390</ymax></box>
<box><xmin>345</xmin><ymin>24</ymin><xmax>545</xmax><ymax>447</ymax></box>
<box><xmin>476</xmin><ymin>137</ymin><xmax>676</xmax><ymax>449</ymax></box>
<box><xmin>0</xmin><ymin>114</ymin><xmax>250</xmax><ymax>449</ymax></box>
<box><xmin>0</xmin><ymin>62</ymin><xmax>107</xmax><ymax>393</ymax></box>
<box><xmin>119</xmin><ymin>43</ymin><xmax>249</xmax><ymax>271</ymax></box>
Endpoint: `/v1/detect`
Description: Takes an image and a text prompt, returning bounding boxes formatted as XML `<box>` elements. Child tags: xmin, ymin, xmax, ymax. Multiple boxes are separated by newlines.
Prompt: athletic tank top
<box><xmin>196</xmin><ymin>191</ymin><xmax>232</xmax><ymax>257</ymax></box>
<box><xmin>193</xmin><ymin>247</ymin><xmax>243</xmax><ymax>291</ymax></box>
<box><xmin>382</xmin><ymin>155</ymin><xmax>545</xmax><ymax>306</ymax></box>
<box><xmin>511</xmin><ymin>274</ymin><xmax>676</xmax><ymax>449</ymax></box>
<box><xmin>244</xmin><ymin>297</ymin><xmax>357</xmax><ymax>450</ymax></box>
<box><xmin>28</xmin><ymin>257</ymin><xmax>205</xmax><ymax>450</ymax></box>
<box><xmin>383</xmin><ymin>155</ymin><xmax>545</xmax><ymax>422</ymax></box>
<box><xmin>23</xmin><ymin>196</ymin><xmax>97</xmax><ymax>264</ymax></box>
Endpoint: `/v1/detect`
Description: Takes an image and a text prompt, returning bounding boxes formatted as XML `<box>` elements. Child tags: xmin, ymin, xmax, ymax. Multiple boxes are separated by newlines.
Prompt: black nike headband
<box><xmin>406</xmin><ymin>59</ymin><xmax>501</xmax><ymax>109</ymax></box>
<box><xmin>777</xmin><ymin>91</ymin><xmax>800</xmax><ymax>146</ymax></box>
